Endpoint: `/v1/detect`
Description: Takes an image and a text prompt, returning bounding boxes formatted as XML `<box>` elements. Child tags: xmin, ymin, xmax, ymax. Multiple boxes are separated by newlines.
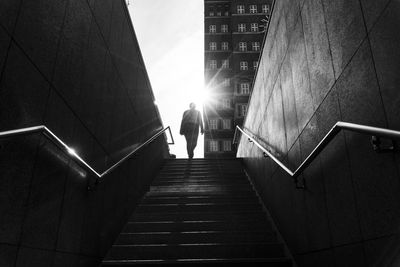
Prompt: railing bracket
<box><xmin>263</xmin><ymin>152</ymin><xmax>269</xmax><ymax>158</ymax></box>
<box><xmin>371</xmin><ymin>136</ymin><xmax>397</xmax><ymax>153</ymax></box>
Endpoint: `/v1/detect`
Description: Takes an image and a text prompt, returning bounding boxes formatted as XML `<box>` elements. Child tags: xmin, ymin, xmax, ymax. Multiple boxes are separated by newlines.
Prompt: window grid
<box><xmin>221</xmin><ymin>99</ymin><xmax>231</xmax><ymax>109</ymax></box>
<box><xmin>221</xmin><ymin>42</ymin><xmax>229</xmax><ymax>51</ymax></box>
<box><xmin>262</xmin><ymin>4</ymin><xmax>270</xmax><ymax>14</ymax></box>
<box><xmin>237</xmin><ymin>5</ymin><xmax>245</xmax><ymax>14</ymax></box>
<box><xmin>222</xmin><ymin>59</ymin><xmax>229</xmax><ymax>69</ymax></box>
<box><xmin>222</xmin><ymin>119</ymin><xmax>231</xmax><ymax>130</ymax></box>
<box><xmin>237</xmin><ymin>104</ymin><xmax>248</xmax><ymax>117</ymax></box>
<box><xmin>238</xmin><ymin>23</ymin><xmax>246</xmax><ymax>32</ymax></box>
<box><xmin>250</xmin><ymin>5</ymin><xmax>257</xmax><ymax>14</ymax></box>
<box><xmin>221</xmin><ymin>24</ymin><xmax>229</xmax><ymax>33</ymax></box>
<box><xmin>209</xmin><ymin>11</ymin><xmax>214</xmax><ymax>16</ymax></box>
<box><xmin>223</xmin><ymin>140</ymin><xmax>232</xmax><ymax>151</ymax></box>
<box><xmin>209</xmin><ymin>119</ymin><xmax>218</xmax><ymax>130</ymax></box>
<box><xmin>240</xmin><ymin>61</ymin><xmax>248</xmax><ymax>70</ymax></box>
<box><xmin>209</xmin><ymin>60</ymin><xmax>217</xmax><ymax>69</ymax></box>
<box><xmin>251</xmin><ymin>23</ymin><xmax>258</xmax><ymax>32</ymax></box>
<box><xmin>222</xmin><ymin>78</ymin><xmax>230</xmax><ymax>86</ymax></box>
<box><xmin>240</xmin><ymin>83</ymin><xmax>250</xmax><ymax>95</ymax></box>
<box><xmin>209</xmin><ymin>140</ymin><xmax>219</xmax><ymax>152</ymax></box>
<box><xmin>209</xmin><ymin>42</ymin><xmax>217</xmax><ymax>51</ymax></box>
<box><xmin>239</xmin><ymin>42</ymin><xmax>247</xmax><ymax>52</ymax></box>
<box><xmin>253</xmin><ymin>61</ymin><xmax>259</xmax><ymax>70</ymax></box>
<box><xmin>252</xmin><ymin>42</ymin><xmax>260</xmax><ymax>51</ymax></box>
<box><xmin>209</xmin><ymin>25</ymin><xmax>216</xmax><ymax>33</ymax></box>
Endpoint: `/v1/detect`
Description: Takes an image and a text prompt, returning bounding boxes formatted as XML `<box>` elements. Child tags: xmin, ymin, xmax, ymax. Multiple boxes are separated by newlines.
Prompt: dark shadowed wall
<box><xmin>0</xmin><ymin>0</ymin><xmax>169</xmax><ymax>266</ymax></box>
<box><xmin>238</xmin><ymin>0</ymin><xmax>400</xmax><ymax>266</ymax></box>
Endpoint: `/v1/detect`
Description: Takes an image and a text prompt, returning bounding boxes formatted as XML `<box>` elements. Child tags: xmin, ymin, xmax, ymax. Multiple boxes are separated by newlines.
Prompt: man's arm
<box><xmin>198</xmin><ymin>111</ymin><xmax>204</xmax><ymax>134</ymax></box>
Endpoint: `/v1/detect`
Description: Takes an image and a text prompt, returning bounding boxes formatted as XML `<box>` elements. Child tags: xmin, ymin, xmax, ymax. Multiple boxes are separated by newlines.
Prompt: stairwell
<box><xmin>102</xmin><ymin>159</ymin><xmax>292</xmax><ymax>266</ymax></box>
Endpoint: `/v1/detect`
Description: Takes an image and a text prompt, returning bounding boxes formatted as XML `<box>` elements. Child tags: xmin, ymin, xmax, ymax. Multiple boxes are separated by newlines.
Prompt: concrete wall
<box><xmin>238</xmin><ymin>0</ymin><xmax>400</xmax><ymax>266</ymax></box>
<box><xmin>0</xmin><ymin>0</ymin><xmax>169</xmax><ymax>266</ymax></box>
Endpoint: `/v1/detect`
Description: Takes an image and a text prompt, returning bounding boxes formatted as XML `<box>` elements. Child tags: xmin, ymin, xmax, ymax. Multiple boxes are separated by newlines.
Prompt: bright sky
<box><xmin>128</xmin><ymin>0</ymin><xmax>205</xmax><ymax>159</ymax></box>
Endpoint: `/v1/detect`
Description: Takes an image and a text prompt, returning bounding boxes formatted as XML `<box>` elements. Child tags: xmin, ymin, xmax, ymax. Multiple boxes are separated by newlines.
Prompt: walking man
<box><xmin>180</xmin><ymin>103</ymin><xmax>204</xmax><ymax>159</ymax></box>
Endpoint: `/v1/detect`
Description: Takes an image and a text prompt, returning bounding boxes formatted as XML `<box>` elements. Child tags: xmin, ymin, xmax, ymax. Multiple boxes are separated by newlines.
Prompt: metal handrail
<box><xmin>234</xmin><ymin>121</ymin><xmax>400</xmax><ymax>179</ymax></box>
<box><xmin>0</xmin><ymin>125</ymin><xmax>174</xmax><ymax>180</ymax></box>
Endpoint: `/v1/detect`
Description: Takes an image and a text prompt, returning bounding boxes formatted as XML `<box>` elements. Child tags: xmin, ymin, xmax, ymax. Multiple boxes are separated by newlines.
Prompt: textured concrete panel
<box><xmin>0</xmin><ymin>0</ymin><xmax>22</xmax><ymax>34</ymax></box>
<box><xmin>53</xmin><ymin>251</ymin><xmax>100</xmax><ymax>267</ymax></box>
<box><xmin>19</xmin><ymin>138</ymin><xmax>69</xmax><ymax>250</ymax></box>
<box><xmin>13</xmin><ymin>0</ymin><xmax>68</xmax><ymax>80</ymax></box>
<box><xmin>345</xmin><ymin>130</ymin><xmax>400</xmax><ymax>239</ymax></box>
<box><xmin>289</xmin><ymin>16</ymin><xmax>313</xmax><ymax>132</ymax></box>
<box><xmin>0</xmin><ymin>43</ymin><xmax>49</xmax><ymax>131</ymax></box>
<box><xmin>295</xmin><ymin>249</ymin><xmax>334</xmax><ymax>267</ymax></box>
<box><xmin>0</xmin><ymin>27</ymin><xmax>10</xmax><ymax>75</ymax></box>
<box><xmin>88</xmin><ymin>0</ymin><xmax>113</xmax><ymax>42</ymax></box>
<box><xmin>364</xmin><ymin>234</ymin><xmax>400</xmax><ymax>267</ymax></box>
<box><xmin>360</xmin><ymin>0</ymin><xmax>391</xmax><ymax>31</ymax></box>
<box><xmin>336</xmin><ymin>40</ymin><xmax>386</xmax><ymax>126</ymax></box>
<box><xmin>369</xmin><ymin>0</ymin><xmax>400</xmax><ymax>129</ymax></box>
<box><xmin>301</xmin><ymin>0</ymin><xmax>335</xmax><ymax>107</ymax></box>
<box><xmin>280</xmin><ymin>54</ymin><xmax>299</xmax><ymax>149</ymax></box>
<box><xmin>0</xmin><ymin>244</ymin><xmax>17</xmax><ymax>267</ymax></box>
<box><xmin>321</xmin><ymin>132</ymin><xmax>362</xmax><ymax>246</ymax></box>
<box><xmin>15</xmin><ymin>247</ymin><xmax>54</xmax><ymax>267</ymax></box>
<box><xmin>322</xmin><ymin>0</ymin><xmax>366</xmax><ymax>77</ymax></box>
<box><xmin>0</xmin><ymin>136</ymin><xmax>40</xmax><ymax>245</ymax></box>
<box><xmin>333</xmin><ymin>243</ymin><xmax>366</xmax><ymax>267</ymax></box>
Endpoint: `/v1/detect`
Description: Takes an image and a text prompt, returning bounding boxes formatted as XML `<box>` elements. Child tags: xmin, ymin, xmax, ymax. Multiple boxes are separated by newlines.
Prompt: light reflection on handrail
<box><xmin>233</xmin><ymin>121</ymin><xmax>400</xmax><ymax>180</ymax></box>
<box><xmin>0</xmin><ymin>125</ymin><xmax>174</xmax><ymax>180</ymax></box>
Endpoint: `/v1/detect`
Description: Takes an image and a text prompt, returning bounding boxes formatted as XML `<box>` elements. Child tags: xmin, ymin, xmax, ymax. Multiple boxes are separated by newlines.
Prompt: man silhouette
<box><xmin>180</xmin><ymin>103</ymin><xmax>204</xmax><ymax>159</ymax></box>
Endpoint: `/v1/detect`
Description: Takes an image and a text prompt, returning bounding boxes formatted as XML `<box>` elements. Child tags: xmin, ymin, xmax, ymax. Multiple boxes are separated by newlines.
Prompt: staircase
<box><xmin>102</xmin><ymin>159</ymin><xmax>292</xmax><ymax>266</ymax></box>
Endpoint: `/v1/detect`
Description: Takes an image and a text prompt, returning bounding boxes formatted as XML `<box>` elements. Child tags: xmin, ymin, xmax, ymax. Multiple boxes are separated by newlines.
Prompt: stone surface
<box><xmin>0</xmin><ymin>26</ymin><xmax>10</xmax><ymax>77</ymax></box>
<box><xmin>301</xmin><ymin>0</ymin><xmax>335</xmax><ymax>107</ymax></box>
<box><xmin>13</xmin><ymin>0</ymin><xmax>68</xmax><ymax>80</ymax></box>
<box><xmin>369</xmin><ymin>0</ymin><xmax>400</xmax><ymax>130</ymax></box>
<box><xmin>333</xmin><ymin>243</ymin><xmax>366</xmax><ymax>267</ymax></box>
<box><xmin>15</xmin><ymin>247</ymin><xmax>54</xmax><ymax>267</ymax></box>
<box><xmin>322</xmin><ymin>0</ymin><xmax>366</xmax><ymax>77</ymax></box>
<box><xmin>0</xmin><ymin>42</ymin><xmax>49</xmax><ymax>131</ymax></box>
<box><xmin>0</xmin><ymin>0</ymin><xmax>22</xmax><ymax>34</ymax></box>
<box><xmin>359</xmin><ymin>0</ymin><xmax>391</xmax><ymax>31</ymax></box>
<box><xmin>0</xmin><ymin>243</ymin><xmax>17</xmax><ymax>267</ymax></box>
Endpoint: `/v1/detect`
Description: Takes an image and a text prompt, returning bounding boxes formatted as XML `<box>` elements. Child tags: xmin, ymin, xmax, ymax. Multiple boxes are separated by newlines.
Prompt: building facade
<box><xmin>203</xmin><ymin>0</ymin><xmax>272</xmax><ymax>158</ymax></box>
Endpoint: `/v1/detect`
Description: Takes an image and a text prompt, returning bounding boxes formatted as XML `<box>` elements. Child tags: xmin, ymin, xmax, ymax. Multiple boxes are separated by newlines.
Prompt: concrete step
<box><xmin>141</xmin><ymin>196</ymin><xmax>259</xmax><ymax>205</ymax></box>
<box><xmin>134</xmin><ymin>202</ymin><xmax>263</xmax><ymax>213</ymax></box>
<box><xmin>122</xmin><ymin>220</ymin><xmax>272</xmax><ymax>233</ymax></box>
<box><xmin>102</xmin><ymin>257</ymin><xmax>292</xmax><ymax>266</ymax></box>
<box><xmin>114</xmin><ymin>231</ymin><xmax>278</xmax><ymax>245</ymax></box>
<box><xmin>130</xmin><ymin>211</ymin><xmax>269</xmax><ymax>222</ymax></box>
<box><xmin>104</xmin><ymin>243</ymin><xmax>285</xmax><ymax>261</ymax></box>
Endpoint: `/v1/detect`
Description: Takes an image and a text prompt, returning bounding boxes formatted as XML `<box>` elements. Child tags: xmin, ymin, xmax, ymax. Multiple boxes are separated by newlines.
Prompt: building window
<box><xmin>252</xmin><ymin>42</ymin><xmax>261</xmax><ymax>51</ymax></box>
<box><xmin>237</xmin><ymin>104</ymin><xmax>248</xmax><ymax>117</ymax></box>
<box><xmin>239</xmin><ymin>42</ymin><xmax>247</xmax><ymax>51</ymax></box>
<box><xmin>237</xmin><ymin>5</ymin><xmax>245</xmax><ymax>14</ymax></box>
<box><xmin>221</xmin><ymin>24</ymin><xmax>229</xmax><ymax>33</ymax></box>
<box><xmin>221</xmin><ymin>98</ymin><xmax>231</xmax><ymax>109</ymax></box>
<box><xmin>224</xmin><ymin>10</ymin><xmax>229</xmax><ymax>16</ymax></box>
<box><xmin>209</xmin><ymin>140</ymin><xmax>219</xmax><ymax>152</ymax></box>
<box><xmin>217</xmin><ymin>11</ymin><xmax>222</xmax><ymax>16</ymax></box>
<box><xmin>223</xmin><ymin>140</ymin><xmax>232</xmax><ymax>151</ymax></box>
<box><xmin>209</xmin><ymin>42</ymin><xmax>217</xmax><ymax>51</ymax></box>
<box><xmin>262</xmin><ymin>4</ymin><xmax>270</xmax><ymax>14</ymax></box>
<box><xmin>222</xmin><ymin>59</ymin><xmax>229</xmax><ymax>69</ymax></box>
<box><xmin>240</xmin><ymin>61</ymin><xmax>248</xmax><ymax>70</ymax></box>
<box><xmin>209</xmin><ymin>119</ymin><xmax>218</xmax><ymax>130</ymax></box>
<box><xmin>238</xmin><ymin>23</ymin><xmax>246</xmax><ymax>32</ymax></box>
<box><xmin>209</xmin><ymin>25</ymin><xmax>216</xmax><ymax>33</ymax></box>
<box><xmin>240</xmin><ymin>83</ymin><xmax>250</xmax><ymax>95</ymax></box>
<box><xmin>209</xmin><ymin>10</ymin><xmax>214</xmax><ymax>16</ymax></box>
<box><xmin>251</xmin><ymin>23</ymin><xmax>259</xmax><ymax>32</ymax></box>
<box><xmin>221</xmin><ymin>42</ymin><xmax>229</xmax><ymax>50</ymax></box>
<box><xmin>222</xmin><ymin>78</ymin><xmax>230</xmax><ymax>86</ymax></box>
<box><xmin>209</xmin><ymin>59</ymin><xmax>217</xmax><ymax>69</ymax></box>
<box><xmin>222</xmin><ymin>119</ymin><xmax>231</xmax><ymax>129</ymax></box>
<box><xmin>250</xmin><ymin>5</ymin><xmax>258</xmax><ymax>14</ymax></box>
<box><xmin>253</xmin><ymin>61</ymin><xmax>259</xmax><ymax>70</ymax></box>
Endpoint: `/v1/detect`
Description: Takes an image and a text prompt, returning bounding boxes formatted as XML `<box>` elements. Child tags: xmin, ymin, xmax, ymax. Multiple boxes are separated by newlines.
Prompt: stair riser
<box><xmin>105</xmin><ymin>244</ymin><xmax>285</xmax><ymax>260</ymax></box>
<box><xmin>115</xmin><ymin>232</ymin><xmax>278</xmax><ymax>245</ymax></box>
<box><xmin>141</xmin><ymin>198</ymin><xmax>259</xmax><ymax>205</ymax></box>
<box><xmin>130</xmin><ymin>212</ymin><xmax>269</xmax><ymax>222</ymax></box>
<box><xmin>123</xmin><ymin>222</ymin><xmax>272</xmax><ymax>232</ymax></box>
<box><xmin>134</xmin><ymin>205</ymin><xmax>263</xmax><ymax>213</ymax></box>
